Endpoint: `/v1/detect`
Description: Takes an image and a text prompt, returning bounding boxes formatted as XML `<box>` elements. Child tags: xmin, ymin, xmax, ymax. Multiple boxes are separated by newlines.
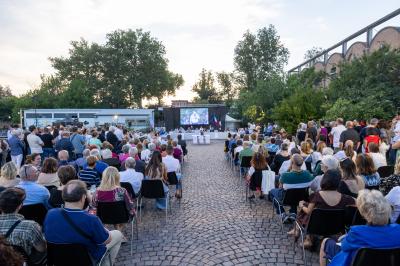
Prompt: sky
<box><xmin>0</xmin><ymin>0</ymin><xmax>399</xmax><ymax>103</ymax></box>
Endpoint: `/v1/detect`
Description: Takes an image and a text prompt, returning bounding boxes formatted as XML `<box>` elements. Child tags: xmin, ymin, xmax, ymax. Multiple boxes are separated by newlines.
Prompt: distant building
<box><xmin>23</xmin><ymin>108</ymin><xmax>154</xmax><ymax>129</ymax></box>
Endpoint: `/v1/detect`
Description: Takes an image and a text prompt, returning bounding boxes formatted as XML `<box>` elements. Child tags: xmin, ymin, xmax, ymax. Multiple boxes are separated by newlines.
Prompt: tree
<box><xmin>0</xmin><ymin>85</ymin><xmax>15</xmax><ymax>122</ymax></box>
<box><xmin>234</xmin><ymin>25</ymin><xmax>289</xmax><ymax>91</ymax></box>
<box><xmin>304</xmin><ymin>46</ymin><xmax>324</xmax><ymax>62</ymax></box>
<box><xmin>216</xmin><ymin>71</ymin><xmax>238</xmax><ymax>107</ymax></box>
<box><xmin>0</xmin><ymin>85</ymin><xmax>13</xmax><ymax>98</ymax></box>
<box><xmin>192</xmin><ymin>69</ymin><xmax>220</xmax><ymax>103</ymax></box>
<box><xmin>50</xmin><ymin>29</ymin><xmax>183</xmax><ymax>108</ymax></box>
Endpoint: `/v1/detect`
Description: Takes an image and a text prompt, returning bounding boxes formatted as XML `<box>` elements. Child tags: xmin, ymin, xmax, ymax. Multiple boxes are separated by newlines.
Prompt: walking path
<box><xmin>116</xmin><ymin>141</ymin><xmax>318</xmax><ymax>266</ymax></box>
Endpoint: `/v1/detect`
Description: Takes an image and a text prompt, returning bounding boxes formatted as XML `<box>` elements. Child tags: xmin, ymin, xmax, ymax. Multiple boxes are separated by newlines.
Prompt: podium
<box><xmin>192</xmin><ymin>135</ymin><xmax>210</xmax><ymax>144</ymax></box>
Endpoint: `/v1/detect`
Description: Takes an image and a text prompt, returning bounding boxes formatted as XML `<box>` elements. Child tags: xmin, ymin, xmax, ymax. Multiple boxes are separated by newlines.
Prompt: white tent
<box><xmin>225</xmin><ymin>114</ymin><xmax>241</xmax><ymax>131</ymax></box>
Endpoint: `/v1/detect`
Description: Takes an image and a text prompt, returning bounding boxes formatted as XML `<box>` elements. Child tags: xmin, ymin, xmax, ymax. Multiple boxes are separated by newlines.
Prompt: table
<box><xmin>192</xmin><ymin>135</ymin><xmax>211</xmax><ymax>144</ymax></box>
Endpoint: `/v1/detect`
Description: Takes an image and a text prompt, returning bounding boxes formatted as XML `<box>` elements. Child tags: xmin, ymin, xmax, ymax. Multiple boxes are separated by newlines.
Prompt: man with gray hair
<box><xmin>269</xmin><ymin>154</ymin><xmax>314</xmax><ymax>220</ymax></box>
<box><xmin>16</xmin><ymin>164</ymin><xmax>50</xmax><ymax>208</ymax></box>
<box><xmin>44</xmin><ymin>180</ymin><xmax>123</xmax><ymax>266</ymax></box>
<box><xmin>310</xmin><ymin>155</ymin><xmax>339</xmax><ymax>192</ymax></box>
<box><xmin>119</xmin><ymin>157</ymin><xmax>144</xmax><ymax>195</ymax></box>
<box><xmin>128</xmin><ymin>147</ymin><xmax>145</xmax><ymax>175</ymax></box>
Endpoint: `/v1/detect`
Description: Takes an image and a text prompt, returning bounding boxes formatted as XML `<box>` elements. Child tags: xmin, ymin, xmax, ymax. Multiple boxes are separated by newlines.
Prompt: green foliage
<box><xmin>234</xmin><ymin>25</ymin><xmax>289</xmax><ymax>91</ymax></box>
<box><xmin>326</xmin><ymin>46</ymin><xmax>400</xmax><ymax>120</ymax></box>
<box><xmin>216</xmin><ymin>71</ymin><xmax>238</xmax><ymax>108</ymax></box>
<box><xmin>192</xmin><ymin>68</ymin><xmax>220</xmax><ymax>103</ymax></box>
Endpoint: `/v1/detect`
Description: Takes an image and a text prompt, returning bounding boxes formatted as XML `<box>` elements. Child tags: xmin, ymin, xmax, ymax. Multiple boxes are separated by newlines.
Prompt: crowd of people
<box><xmin>226</xmin><ymin>115</ymin><xmax>400</xmax><ymax>266</ymax></box>
<box><xmin>0</xmin><ymin>124</ymin><xmax>187</xmax><ymax>265</ymax></box>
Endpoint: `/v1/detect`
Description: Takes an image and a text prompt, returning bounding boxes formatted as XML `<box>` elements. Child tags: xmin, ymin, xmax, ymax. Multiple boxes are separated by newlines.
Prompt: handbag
<box><xmin>261</xmin><ymin>166</ymin><xmax>275</xmax><ymax>195</ymax></box>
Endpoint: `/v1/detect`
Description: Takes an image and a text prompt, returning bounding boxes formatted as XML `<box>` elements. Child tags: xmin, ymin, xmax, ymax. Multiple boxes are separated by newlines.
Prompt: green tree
<box><xmin>216</xmin><ymin>71</ymin><xmax>238</xmax><ymax>107</ymax></box>
<box><xmin>304</xmin><ymin>46</ymin><xmax>325</xmax><ymax>62</ymax></box>
<box><xmin>326</xmin><ymin>46</ymin><xmax>400</xmax><ymax>119</ymax></box>
<box><xmin>234</xmin><ymin>25</ymin><xmax>289</xmax><ymax>91</ymax></box>
<box><xmin>192</xmin><ymin>69</ymin><xmax>220</xmax><ymax>103</ymax></box>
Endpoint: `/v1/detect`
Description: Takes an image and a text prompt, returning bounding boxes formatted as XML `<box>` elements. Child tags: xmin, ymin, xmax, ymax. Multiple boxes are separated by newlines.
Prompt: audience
<box><xmin>0</xmin><ymin>162</ymin><xmax>20</xmax><ymax>188</ymax></box>
<box><xmin>355</xmin><ymin>153</ymin><xmax>381</xmax><ymax>189</ymax></box>
<box><xmin>49</xmin><ymin>165</ymin><xmax>77</xmax><ymax>208</ymax></box>
<box><xmin>367</xmin><ymin>142</ymin><xmax>387</xmax><ymax>169</ymax></box>
<box><xmin>120</xmin><ymin>157</ymin><xmax>144</xmax><ymax>196</ymax></box>
<box><xmin>44</xmin><ymin>180</ymin><xmax>123</xmax><ymax>266</ymax></box>
<box><xmin>338</xmin><ymin>158</ymin><xmax>365</xmax><ymax>198</ymax></box>
<box><xmin>79</xmin><ymin>155</ymin><xmax>101</xmax><ymax>188</ymax></box>
<box><xmin>145</xmin><ymin>151</ymin><xmax>168</xmax><ymax>210</ymax></box>
<box><xmin>246</xmin><ymin>152</ymin><xmax>268</xmax><ymax>199</ymax></box>
<box><xmin>310</xmin><ymin>155</ymin><xmax>339</xmax><ymax>192</ymax></box>
<box><xmin>37</xmin><ymin>157</ymin><xmax>60</xmax><ymax>188</ymax></box>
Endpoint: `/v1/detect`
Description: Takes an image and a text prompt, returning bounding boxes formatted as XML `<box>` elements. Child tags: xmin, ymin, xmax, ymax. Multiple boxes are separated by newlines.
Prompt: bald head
<box><xmin>62</xmin><ymin>180</ymin><xmax>87</xmax><ymax>203</ymax></box>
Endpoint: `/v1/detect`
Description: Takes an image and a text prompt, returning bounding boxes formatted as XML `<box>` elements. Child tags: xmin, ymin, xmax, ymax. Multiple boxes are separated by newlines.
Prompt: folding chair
<box><xmin>344</xmin><ymin>205</ymin><xmax>366</xmax><ymax>230</ymax></box>
<box><xmin>295</xmin><ymin>208</ymin><xmax>346</xmax><ymax>266</ymax></box>
<box><xmin>351</xmin><ymin>247</ymin><xmax>400</xmax><ymax>266</ymax></box>
<box><xmin>19</xmin><ymin>203</ymin><xmax>48</xmax><ymax>226</ymax></box>
<box><xmin>377</xmin><ymin>165</ymin><xmax>394</xmax><ymax>178</ymax></box>
<box><xmin>272</xmin><ymin>187</ymin><xmax>309</xmax><ymax>231</ymax></box>
<box><xmin>138</xmin><ymin>179</ymin><xmax>169</xmax><ymax>222</ymax></box>
<box><xmin>96</xmin><ymin>201</ymin><xmax>138</xmax><ymax>255</ymax></box>
<box><xmin>120</xmin><ymin>182</ymin><xmax>136</xmax><ymax>200</ymax></box>
<box><xmin>167</xmin><ymin>171</ymin><xmax>182</xmax><ymax>208</ymax></box>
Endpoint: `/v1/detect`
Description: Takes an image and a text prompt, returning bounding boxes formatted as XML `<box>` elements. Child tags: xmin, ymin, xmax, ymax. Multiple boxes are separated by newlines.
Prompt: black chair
<box><xmin>396</xmin><ymin>214</ymin><xmax>400</xmax><ymax>224</ymax></box>
<box><xmin>120</xmin><ymin>182</ymin><xmax>136</xmax><ymax>199</ymax></box>
<box><xmin>366</xmin><ymin>185</ymin><xmax>380</xmax><ymax>190</ymax></box>
<box><xmin>19</xmin><ymin>204</ymin><xmax>47</xmax><ymax>225</ymax></box>
<box><xmin>96</xmin><ymin>201</ymin><xmax>138</xmax><ymax>255</ymax></box>
<box><xmin>138</xmin><ymin>179</ymin><xmax>169</xmax><ymax>222</ymax></box>
<box><xmin>167</xmin><ymin>172</ymin><xmax>178</xmax><ymax>185</ymax></box>
<box><xmin>295</xmin><ymin>208</ymin><xmax>346</xmax><ymax>265</ymax></box>
<box><xmin>11</xmin><ymin>245</ymin><xmax>46</xmax><ymax>266</ymax></box>
<box><xmin>272</xmin><ymin>187</ymin><xmax>310</xmax><ymax>231</ymax></box>
<box><xmin>344</xmin><ymin>206</ymin><xmax>366</xmax><ymax>229</ymax></box>
<box><xmin>377</xmin><ymin>165</ymin><xmax>394</xmax><ymax>178</ymax></box>
<box><xmin>45</xmin><ymin>185</ymin><xmax>57</xmax><ymax>192</ymax></box>
<box><xmin>351</xmin><ymin>247</ymin><xmax>400</xmax><ymax>266</ymax></box>
<box><xmin>47</xmin><ymin>242</ymin><xmax>95</xmax><ymax>266</ymax></box>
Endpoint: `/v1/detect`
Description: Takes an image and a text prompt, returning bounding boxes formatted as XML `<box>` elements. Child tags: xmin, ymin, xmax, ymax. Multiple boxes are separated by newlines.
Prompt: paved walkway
<box><xmin>116</xmin><ymin>141</ymin><xmax>318</xmax><ymax>266</ymax></box>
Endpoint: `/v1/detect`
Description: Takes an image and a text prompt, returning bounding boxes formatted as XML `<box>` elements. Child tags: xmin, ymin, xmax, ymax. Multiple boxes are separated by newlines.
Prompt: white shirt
<box><xmin>234</xmin><ymin>146</ymin><xmax>244</xmax><ymax>155</ymax></box>
<box><xmin>27</xmin><ymin>133</ymin><xmax>44</xmax><ymax>154</ymax></box>
<box><xmin>369</xmin><ymin>152</ymin><xmax>387</xmax><ymax>169</ymax></box>
<box><xmin>119</xmin><ymin>169</ymin><xmax>144</xmax><ymax>194</ymax></box>
<box><xmin>162</xmin><ymin>155</ymin><xmax>180</xmax><ymax>173</ymax></box>
<box><xmin>331</xmin><ymin>125</ymin><xmax>346</xmax><ymax>148</ymax></box>
<box><xmin>115</xmin><ymin>128</ymin><xmax>124</xmax><ymax>141</ymax></box>
<box><xmin>385</xmin><ymin>186</ymin><xmax>400</xmax><ymax>223</ymax></box>
<box><xmin>278</xmin><ymin>160</ymin><xmax>306</xmax><ymax>176</ymax></box>
<box><xmin>141</xmin><ymin>149</ymin><xmax>151</xmax><ymax>162</ymax></box>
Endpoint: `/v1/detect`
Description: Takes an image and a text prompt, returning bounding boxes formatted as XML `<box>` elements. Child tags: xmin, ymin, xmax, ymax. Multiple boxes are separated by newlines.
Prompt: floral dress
<box><xmin>92</xmin><ymin>187</ymin><xmax>135</xmax><ymax>217</ymax></box>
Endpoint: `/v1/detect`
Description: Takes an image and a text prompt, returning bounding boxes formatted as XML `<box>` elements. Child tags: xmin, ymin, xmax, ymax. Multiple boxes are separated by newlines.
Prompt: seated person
<box><xmin>0</xmin><ymin>188</ymin><xmax>46</xmax><ymax>264</ymax></box>
<box><xmin>78</xmin><ymin>155</ymin><xmax>101</xmax><ymax>188</ymax></box>
<box><xmin>233</xmin><ymin>140</ymin><xmax>244</xmax><ymax>165</ymax></box>
<box><xmin>368</xmin><ymin>142</ymin><xmax>387</xmax><ymax>169</ymax></box>
<box><xmin>0</xmin><ymin>162</ymin><xmax>20</xmax><ymax>188</ymax></box>
<box><xmin>172</xmin><ymin>141</ymin><xmax>183</xmax><ymax>162</ymax></box>
<box><xmin>101</xmin><ymin>149</ymin><xmax>121</xmax><ymax>170</ymax></box>
<box><xmin>177</xmin><ymin>134</ymin><xmax>187</xmax><ymax>156</ymax></box>
<box><xmin>44</xmin><ymin>180</ymin><xmax>123</xmax><ymax>266</ymax></box>
<box><xmin>246</xmin><ymin>152</ymin><xmax>268</xmax><ymax>199</ymax></box>
<box><xmin>16</xmin><ymin>165</ymin><xmax>50</xmax><ymax>208</ymax></box>
<box><xmin>92</xmin><ymin>167</ymin><xmax>135</xmax><ymax>239</ymax></box>
<box><xmin>49</xmin><ymin>165</ymin><xmax>77</xmax><ymax>208</ymax></box>
<box><xmin>269</xmin><ymin>154</ymin><xmax>314</xmax><ymax>219</ymax></box>
<box><xmin>90</xmin><ymin>149</ymin><xmax>109</xmax><ymax>175</ymax></box>
<box><xmin>320</xmin><ymin>189</ymin><xmax>400</xmax><ymax>266</ymax></box>
<box><xmin>119</xmin><ymin>158</ymin><xmax>144</xmax><ymax>196</ymax></box>
<box><xmin>58</xmin><ymin>150</ymin><xmax>79</xmax><ymax>173</ymax></box>
<box><xmin>291</xmin><ymin>169</ymin><xmax>355</xmax><ymax>249</ymax></box>
<box><xmin>380</xmin><ymin>156</ymin><xmax>400</xmax><ymax>195</ymax></box>
<box><xmin>270</xmin><ymin>143</ymin><xmax>290</xmax><ymax>175</ymax></box>
<box><xmin>162</xmin><ymin>145</ymin><xmax>182</xmax><ymax>198</ymax></box>
<box><xmin>355</xmin><ymin>153</ymin><xmax>381</xmax><ymax>189</ymax></box>
<box><xmin>37</xmin><ymin>157</ymin><xmax>60</xmax><ymax>188</ymax></box>
<box><xmin>338</xmin><ymin>158</ymin><xmax>365</xmax><ymax>198</ymax></box>
<box><xmin>75</xmin><ymin>149</ymin><xmax>90</xmax><ymax>170</ymax></box>
<box><xmin>385</xmin><ymin>186</ymin><xmax>400</xmax><ymax>223</ymax></box>
<box><xmin>278</xmin><ymin>148</ymin><xmax>307</xmax><ymax>175</ymax></box>
<box><xmin>310</xmin><ymin>155</ymin><xmax>339</xmax><ymax>192</ymax></box>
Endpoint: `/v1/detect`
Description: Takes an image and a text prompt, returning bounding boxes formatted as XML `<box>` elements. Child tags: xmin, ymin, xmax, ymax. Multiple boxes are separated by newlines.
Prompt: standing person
<box><xmin>106</xmin><ymin>127</ymin><xmax>119</xmax><ymax>150</ymax></box>
<box><xmin>339</xmin><ymin>121</ymin><xmax>360</xmax><ymax>151</ymax></box>
<box><xmin>40</xmin><ymin>127</ymin><xmax>55</xmax><ymax>159</ymax></box>
<box><xmin>70</xmin><ymin>127</ymin><xmax>86</xmax><ymax>159</ymax></box>
<box><xmin>44</xmin><ymin>180</ymin><xmax>123</xmax><ymax>266</ymax></box>
<box><xmin>0</xmin><ymin>139</ymin><xmax>9</xmax><ymax>167</ymax></box>
<box><xmin>297</xmin><ymin>123</ymin><xmax>307</xmax><ymax>143</ymax></box>
<box><xmin>363</xmin><ymin>127</ymin><xmax>381</xmax><ymax>153</ymax></box>
<box><xmin>305</xmin><ymin>121</ymin><xmax>318</xmax><ymax>144</ymax></box>
<box><xmin>318</xmin><ymin>121</ymin><xmax>328</xmax><ymax>143</ymax></box>
<box><xmin>26</xmin><ymin>125</ymin><xmax>44</xmax><ymax>157</ymax></box>
<box><xmin>329</xmin><ymin>118</ymin><xmax>346</xmax><ymax>153</ymax></box>
<box><xmin>55</xmin><ymin>131</ymin><xmax>74</xmax><ymax>160</ymax></box>
<box><xmin>8</xmin><ymin>129</ymin><xmax>24</xmax><ymax>169</ymax></box>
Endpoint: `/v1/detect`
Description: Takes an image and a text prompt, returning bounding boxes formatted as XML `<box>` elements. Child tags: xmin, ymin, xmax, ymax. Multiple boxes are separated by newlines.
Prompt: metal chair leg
<box><xmin>130</xmin><ymin>219</ymin><xmax>134</xmax><ymax>256</ymax></box>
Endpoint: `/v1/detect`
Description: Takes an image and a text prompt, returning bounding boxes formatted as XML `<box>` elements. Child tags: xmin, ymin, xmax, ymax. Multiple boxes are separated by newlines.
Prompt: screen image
<box><xmin>180</xmin><ymin>108</ymin><xmax>209</xmax><ymax>125</ymax></box>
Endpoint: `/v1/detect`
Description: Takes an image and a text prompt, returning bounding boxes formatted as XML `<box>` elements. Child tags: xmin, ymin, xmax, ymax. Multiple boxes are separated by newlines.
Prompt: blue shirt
<box><xmin>330</xmin><ymin>224</ymin><xmax>400</xmax><ymax>265</ymax></box>
<box><xmin>8</xmin><ymin>135</ymin><xmax>24</xmax><ymax>156</ymax></box>
<box><xmin>44</xmin><ymin>208</ymin><xmax>109</xmax><ymax>261</ymax></box>
<box><xmin>70</xmin><ymin>133</ymin><xmax>86</xmax><ymax>154</ymax></box>
<box><xmin>16</xmin><ymin>181</ymin><xmax>50</xmax><ymax>208</ymax></box>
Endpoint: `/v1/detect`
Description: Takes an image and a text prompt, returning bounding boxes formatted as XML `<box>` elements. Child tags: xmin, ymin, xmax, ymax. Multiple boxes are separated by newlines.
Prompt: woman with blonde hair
<box><xmin>0</xmin><ymin>162</ymin><xmax>20</xmax><ymax>188</ymax></box>
<box><xmin>92</xmin><ymin>166</ymin><xmax>135</xmax><ymax>233</ymax></box>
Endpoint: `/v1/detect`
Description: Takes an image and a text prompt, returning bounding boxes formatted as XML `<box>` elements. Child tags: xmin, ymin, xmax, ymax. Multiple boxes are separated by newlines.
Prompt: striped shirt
<box><xmin>78</xmin><ymin>168</ymin><xmax>100</xmax><ymax>187</ymax></box>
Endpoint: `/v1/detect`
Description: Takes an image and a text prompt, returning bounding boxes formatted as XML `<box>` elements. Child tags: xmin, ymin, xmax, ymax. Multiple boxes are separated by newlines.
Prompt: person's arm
<box><xmin>393</xmin><ymin>141</ymin><xmax>400</xmax><ymax>149</ymax></box>
<box><xmin>37</xmin><ymin>136</ymin><xmax>44</xmax><ymax>146</ymax></box>
<box><xmin>300</xmin><ymin>202</ymin><xmax>315</xmax><ymax>215</ymax></box>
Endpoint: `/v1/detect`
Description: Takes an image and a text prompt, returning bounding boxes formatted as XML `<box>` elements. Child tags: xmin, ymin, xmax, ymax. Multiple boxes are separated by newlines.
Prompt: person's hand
<box><xmin>299</xmin><ymin>200</ymin><xmax>305</xmax><ymax>207</ymax></box>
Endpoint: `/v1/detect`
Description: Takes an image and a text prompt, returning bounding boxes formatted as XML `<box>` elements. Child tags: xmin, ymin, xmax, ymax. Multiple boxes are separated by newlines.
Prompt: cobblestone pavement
<box><xmin>116</xmin><ymin>141</ymin><xmax>319</xmax><ymax>266</ymax></box>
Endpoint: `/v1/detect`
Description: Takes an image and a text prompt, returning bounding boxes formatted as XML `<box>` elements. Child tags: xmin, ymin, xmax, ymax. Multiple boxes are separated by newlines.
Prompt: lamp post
<box><xmin>32</xmin><ymin>96</ymin><xmax>38</xmax><ymax>127</ymax></box>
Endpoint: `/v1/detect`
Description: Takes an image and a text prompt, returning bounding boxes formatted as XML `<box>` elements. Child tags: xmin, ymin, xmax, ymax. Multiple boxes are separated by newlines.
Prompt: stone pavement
<box><xmin>116</xmin><ymin>141</ymin><xmax>319</xmax><ymax>266</ymax></box>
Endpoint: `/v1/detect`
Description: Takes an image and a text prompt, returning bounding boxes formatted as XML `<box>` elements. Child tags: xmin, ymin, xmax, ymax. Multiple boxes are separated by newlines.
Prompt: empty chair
<box><xmin>19</xmin><ymin>203</ymin><xmax>47</xmax><ymax>225</ymax></box>
<box><xmin>96</xmin><ymin>201</ymin><xmax>138</xmax><ymax>255</ymax></box>
<box><xmin>351</xmin><ymin>248</ymin><xmax>400</xmax><ymax>266</ymax></box>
